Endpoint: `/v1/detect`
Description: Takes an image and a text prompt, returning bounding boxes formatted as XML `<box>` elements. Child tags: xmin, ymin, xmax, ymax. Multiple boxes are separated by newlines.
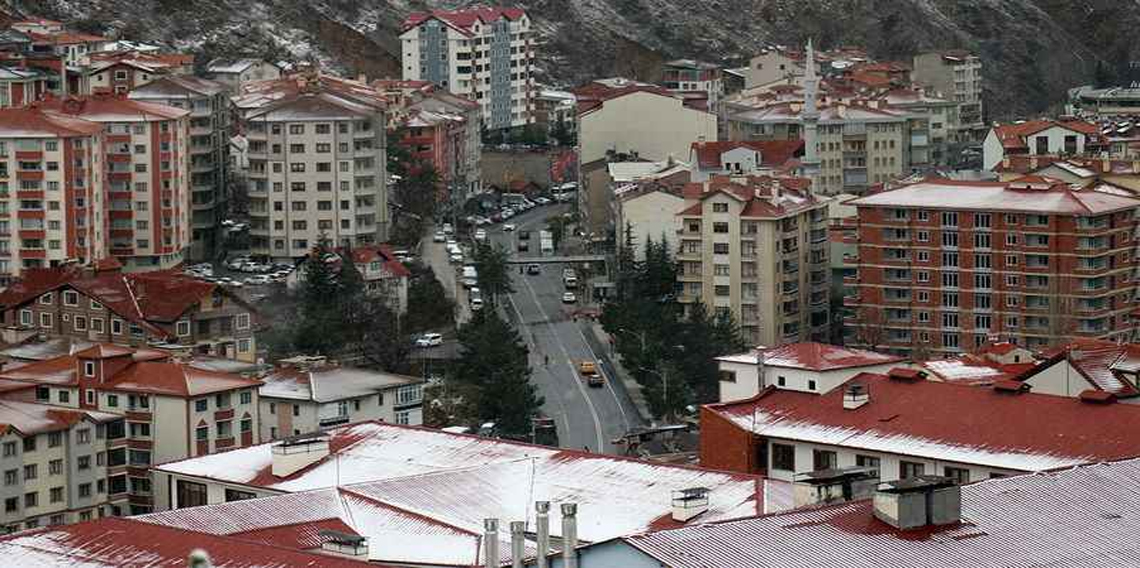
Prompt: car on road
<box><xmin>526</xmin><ymin>263</ymin><xmax>541</xmax><ymax>275</ymax></box>
<box><xmin>578</xmin><ymin>360</ymin><xmax>604</xmax><ymax>387</ymax></box>
<box><xmin>450</xmin><ymin>252</ymin><xmax>465</xmax><ymax>263</ymax></box>
<box><xmin>518</xmin><ymin>230</ymin><xmax>530</xmax><ymax>240</ymax></box>
<box><xmin>470</xmin><ymin>297</ymin><xmax>484</xmax><ymax>311</ymax></box>
<box><xmin>562</xmin><ymin>292</ymin><xmax>577</xmax><ymax>304</ymax></box>
<box><xmin>462</xmin><ymin>277</ymin><xmax>477</xmax><ymax>288</ymax></box>
<box><xmin>535</xmin><ymin>196</ymin><xmax>551</xmax><ymax>205</ymax></box>
<box><xmin>245</xmin><ymin>275</ymin><xmax>271</xmax><ymax>285</ymax></box>
<box><xmin>433</xmin><ymin>231</ymin><xmax>446</xmax><ymax>242</ymax></box>
<box><xmin>442</xmin><ymin>223</ymin><xmax>454</xmax><ymax>235</ymax></box>
<box><xmin>474</xmin><ymin>229</ymin><xmax>487</xmax><ymax>241</ymax></box>
<box><xmin>501</xmin><ymin>209</ymin><xmax>515</xmax><ymax>220</ymax></box>
<box><xmin>415</xmin><ymin>333</ymin><xmax>443</xmax><ymax>348</ymax></box>
<box><xmin>517</xmin><ymin>240</ymin><xmax>529</xmax><ymax>252</ymax></box>
<box><xmin>503</xmin><ymin>223</ymin><xmax>516</xmax><ymax>232</ymax></box>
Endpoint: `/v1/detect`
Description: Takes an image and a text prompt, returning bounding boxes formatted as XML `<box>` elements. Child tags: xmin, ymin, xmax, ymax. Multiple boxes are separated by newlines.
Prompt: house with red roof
<box><xmin>716</xmin><ymin>342</ymin><xmax>904</xmax><ymax>402</ymax></box>
<box><xmin>0</xmin><ymin>343</ymin><xmax>263</xmax><ymax>516</ymax></box>
<box><xmin>982</xmin><ymin>119</ymin><xmax>1106</xmax><ymax>171</ymax></box>
<box><xmin>287</xmin><ymin>245</ymin><xmax>409</xmax><ymax>313</ymax></box>
<box><xmin>0</xmin><ymin>264</ymin><xmax>260</xmax><ymax>362</ymax></box>
<box><xmin>84</xmin><ymin>50</ymin><xmax>194</xmax><ymax>95</ymax></box>
<box><xmin>688</xmin><ymin>139</ymin><xmax>804</xmax><ymax>181</ymax></box>
<box><xmin>701</xmin><ymin>368</ymin><xmax>1140</xmax><ymax>484</ymax></box>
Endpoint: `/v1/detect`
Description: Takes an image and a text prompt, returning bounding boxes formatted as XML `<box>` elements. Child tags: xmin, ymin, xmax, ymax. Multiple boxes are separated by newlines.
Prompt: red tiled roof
<box><xmin>0</xmin><ymin>517</ymin><xmax>380</xmax><ymax>567</ymax></box>
<box><xmin>0</xmin><ymin>107</ymin><xmax>103</xmax><ymax>137</ymax></box>
<box><xmin>1028</xmin><ymin>339</ymin><xmax>1140</xmax><ymax>397</ymax></box>
<box><xmin>403</xmin><ymin>7</ymin><xmax>526</xmax><ymax>34</ymax></box>
<box><xmin>39</xmin><ymin>94</ymin><xmax>188</xmax><ymax>121</ymax></box>
<box><xmin>679</xmin><ymin>175</ymin><xmax>821</xmax><ymax>219</ymax></box>
<box><xmin>232</xmin><ymin>518</ymin><xmax>360</xmax><ymax>550</ymax></box>
<box><xmin>689</xmin><ymin>140</ymin><xmax>804</xmax><ymax>169</ymax></box>
<box><xmin>755</xmin><ymin>343</ymin><xmax>905</xmax><ymax>371</ymax></box>
<box><xmin>707</xmin><ymin>372</ymin><xmax>1140</xmax><ymax>470</ymax></box>
<box><xmin>992</xmin><ymin>120</ymin><xmax>1102</xmax><ymax>150</ymax></box>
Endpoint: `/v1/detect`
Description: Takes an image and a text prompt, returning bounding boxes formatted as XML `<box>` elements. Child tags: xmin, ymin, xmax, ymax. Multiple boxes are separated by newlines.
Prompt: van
<box><xmin>564</xmin><ymin>275</ymin><xmax>578</xmax><ymax>289</ymax></box>
<box><xmin>462</xmin><ymin>266</ymin><xmax>478</xmax><ymax>279</ymax></box>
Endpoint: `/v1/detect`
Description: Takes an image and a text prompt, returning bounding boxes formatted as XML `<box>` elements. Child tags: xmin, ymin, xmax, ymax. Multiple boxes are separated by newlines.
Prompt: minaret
<box><xmin>801</xmin><ymin>39</ymin><xmax>822</xmax><ymax>192</ymax></box>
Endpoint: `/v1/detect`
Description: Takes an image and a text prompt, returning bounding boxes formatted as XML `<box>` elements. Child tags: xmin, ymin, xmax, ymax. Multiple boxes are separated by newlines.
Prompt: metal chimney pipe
<box><xmin>484</xmin><ymin>518</ymin><xmax>500</xmax><ymax>568</ymax></box>
<box><xmin>535</xmin><ymin>501</ymin><xmax>551</xmax><ymax>568</ymax></box>
<box><xmin>510</xmin><ymin>521</ymin><xmax>526</xmax><ymax>568</ymax></box>
<box><xmin>561</xmin><ymin>503</ymin><xmax>578</xmax><ymax>568</ymax></box>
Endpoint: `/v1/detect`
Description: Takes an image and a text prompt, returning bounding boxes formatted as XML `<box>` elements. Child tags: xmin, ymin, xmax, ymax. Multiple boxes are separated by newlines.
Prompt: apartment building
<box><xmin>0</xmin><ymin>67</ymin><xmax>50</xmax><ymax>108</ymax></box>
<box><xmin>258</xmin><ymin>356</ymin><xmax>424</xmax><ymax>441</ymax></box>
<box><xmin>676</xmin><ymin>175</ymin><xmax>831</xmax><ymax>345</ymax></box>
<box><xmin>129</xmin><ymin>75</ymin><xmax>230</xmax><ymax>261</ymax></box>
<box><xmin>662</xmin><ymin>59</ymin><xmax>724</xmax><ymax>106</ymax></box>
<box><xmin>846</xmin><ymin>177</ymin><xmax>1140</xmax><ymax>356</ymax></box>
<box><xmin>40</xmin><ymin>95</ymin><xmax>191</xmax><ymax>271</ymax></box>
<box><xmin>400</xmin><ymin>7</ymin><xmax>535</xmax><ymax>131</ymax></box>
<box><xmin>0</xmin><ymin>265</ymin><xmax>259</xmax><ymax>362</ymax></box>
<box><xmin>0</xmin><ymin>344</ymin><xmax>263</xmax><ymax>514</ymax></box>
<box><xmin>0</xmin><ymin>400</ymin><xmax>122</xmax><ymax>533</ymax></box>
<box><xmin>0</xmin><ymin>107</ymin><xmax>107</xmax><ymax>284</ymax></box>
<box><xmin>911</xmin><ymin>50</ymin><xmax>984</xmax><ymax>139</ymax></box>
<box><xmin>234</xmin><ymin>73</ymin><xmax>389</xmax><ymax>258</ymax></box>
<box><xmin>85</xmin><ymin>51</ymin><xmax>194</xmax><ymax>95</ymax></box>
<box><xmin>204</xmin><ymin>58</ymin><xmax>281</xmax><ymax>93</ymax></box>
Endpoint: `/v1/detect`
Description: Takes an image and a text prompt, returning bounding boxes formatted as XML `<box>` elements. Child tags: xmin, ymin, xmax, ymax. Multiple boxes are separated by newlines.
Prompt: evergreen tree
<box><xmin>453</xmin><ymin>309</ymin><xmax>543</xmax><ymax>438</ymax></box>
<box><xmin>473</xmin><ymin>242</ymin><xmax>514</xmax><ymax>302</ymax></box>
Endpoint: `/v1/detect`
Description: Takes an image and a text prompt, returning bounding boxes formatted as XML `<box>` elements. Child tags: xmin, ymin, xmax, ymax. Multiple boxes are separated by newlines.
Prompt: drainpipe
<box><xmin>484</xmin><ymin>518</ymin><xmax>499</xmax><ymax>568</ymax></box>
<box><xmin>535</xmin><ymin>501</ymin><xmax>550</xmax><ymax>568</ymax></box>
<box><xmin>510</xmin><ymin>520</ymin><xmax>525</xmax><ymax>568</ymax></box>
<box><xmin>561</xmin><ymin>503</ymin><xmax>578</xmax><ymax>568</ymax></box>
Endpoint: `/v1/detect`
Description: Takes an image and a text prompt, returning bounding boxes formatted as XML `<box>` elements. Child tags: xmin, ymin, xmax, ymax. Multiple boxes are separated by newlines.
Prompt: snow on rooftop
<box><xmin>924</xmin><ymin>359</ymin><xmax>1005</xmax><ymax>380</ymax></box>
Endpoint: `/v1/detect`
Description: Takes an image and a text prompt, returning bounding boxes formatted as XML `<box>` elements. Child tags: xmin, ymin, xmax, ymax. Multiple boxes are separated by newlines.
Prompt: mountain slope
<box><xmin>9</xmin><ymin>0</ymin><xmax>1140</xmax><ymax>118</ymax></box>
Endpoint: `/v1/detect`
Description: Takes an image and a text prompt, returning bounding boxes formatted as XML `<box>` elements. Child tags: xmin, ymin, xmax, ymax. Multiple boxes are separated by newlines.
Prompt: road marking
<box><xmin>574</xmin><ymin>325</ymin><xmax>631</xmax><ymax>433</ymax></box>
<box><xmin>506</xmin><ymin>287</ymin><xmax>574</xmax><ymax>441</ymax></box>
<box><xmin>517</xmin><ymin>272</ymin><xmax>606</xmax><ymax>452</ymax></box>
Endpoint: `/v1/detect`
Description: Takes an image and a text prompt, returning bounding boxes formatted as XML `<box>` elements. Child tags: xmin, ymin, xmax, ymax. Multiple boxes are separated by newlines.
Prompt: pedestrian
<box><xmin>544</xmin><ymin>354</ymin><xmax>549</xmax><ymax>366</ymax></box>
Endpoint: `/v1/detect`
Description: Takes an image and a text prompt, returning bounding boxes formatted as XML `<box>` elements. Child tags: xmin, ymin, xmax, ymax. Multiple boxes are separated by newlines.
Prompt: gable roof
<box><xmin>0</xmin><ymin>517</ymin><xmax>379</xmax><ymax>567</ymax></box>
<box><xmin>1026</xmin><ymin>339</ymin><xmax>1140</xmax><ymax>397</ymax></box>
<box><xmin>0</xmin><ymin>107</ymin><xmax>103</xmax><ymax>138</ymax></box>
<box><xmin>624</xmin><ymin>458</ymin><xmax>1140</xmax><ymax>568</ymax></box>
<box><xmin>402</xmin><ymin>7</ymin><xmax>526</xmax><ymax>35</ymax></box>
<box><xmin>0</xmin><ymin>399</ymin><xmax>120</xmax><ymax>436</ymax></box>
<box><xmin>850</xmin><ymin>177</ymin><xmax>1140</xmax><ymax>215</ymax></box>
<box><xmin>259</xmin><ymin>364</ymin><xmax>422</xmax><ymax>403</ymax></box>
<box><xmin>705</xmin><ymin>371</ymin><xmax>1140</xmax><ymax>472</ymax></box>
<box><xmin>717</xmin><ymin>342</ymin><xmax>903</xmax><ymax>371</ymax></box>
<box><xmin>992</xmin><ymin>119</ymin><xmax>1102</xmax><ymax>150</ymax></box>
<box><xmin>689</xmin><ymin>140</ymin><xmax>804</xmax><ymax>169</ymax></box>
<box><xmin>39</xmin><ymin>94</ymin><xmax>188</xmax><ymax>122</ymax></box>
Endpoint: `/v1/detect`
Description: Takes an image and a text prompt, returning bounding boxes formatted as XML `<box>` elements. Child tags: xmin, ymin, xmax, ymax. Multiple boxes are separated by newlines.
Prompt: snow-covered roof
<box><xmin>851</xmin><ymin>177</ymin><xmax>1140</xmax><ymax>215</ymax></box>
<box><xmin>259</xmin><ymin>365</ymin><xmax>422</xmax><ymax>403</ymax></box>
<box><xmin>0</xmin><ymin>399</ymin><xmax>120</xmax><ymax>436</ymax></box>
<box><xmin>207</xmin><ymin>58</ymin><xmax>270</xmax><ymax>74</ymax></box>
<box><xmin>607</xmin><ymin>160</ymin><xmax>690</xmax><ymax>182</ymax></box>
<box><xmin>706</xmin><ymin>371</ymin><xmax>1140</xmax><ymax>472</ymax></box>
<box><xmin>145</xmin><ymin>421</ymin><xmax>773</xmax><ymax>567</ymax></box>
<box><xmin>624</xmin><ymin>458</ymin><xmax>1140</xmax><ymax>568</ymax></box>
<box><xmin>720</xmin><ymin>342</ymin><xmax>904</xmax><ymax>371</ymax></box>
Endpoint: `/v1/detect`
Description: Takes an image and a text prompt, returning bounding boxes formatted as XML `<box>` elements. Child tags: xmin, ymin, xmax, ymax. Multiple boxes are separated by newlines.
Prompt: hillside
<box><xmin>9</xmin><ymin>0</ymin><xmax>1140</xmax><ymax>118</ymax></box>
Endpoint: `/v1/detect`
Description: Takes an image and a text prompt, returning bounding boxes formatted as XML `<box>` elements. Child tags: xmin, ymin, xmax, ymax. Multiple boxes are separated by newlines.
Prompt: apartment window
<box><xmin>49</xmin><ymin>487</ymin><xmax>63</xmax><ymax>503</ymax></box>
<box><xmin>217</xmin><ymin>421</ymin><xmax>232</xmax><ymax>438</ymax></box>
<box><xmin>3</xmin><ymin>470</ymin><xmax>15</xmax><ymax>486</ymax></box>
<box><xmin>1</xmin><ymin>442</ymin><xmax>14</xmax><ymax>457</ymax></box>
<box><xmin>22</xmin><ymin>464</ymin><xmax>35</xmax><ymax>481</ymax></box>
<box><xmin>4</xmin><ymin>498</ymin><xmax>15</xmax><ymax>512</ymax></box>
<box><xmin>812</xmin><ymin>449</ymin><xmax>837</xmax><ymax>471</ymax></box>
<box><xmin>24</xmin><ymin>492</ymin><xmax>36</xmax><ymax>508</ymax></box>
<box><xmin>771</xmin><ymin>443</ymin><xmax>796</xmax><ymax>471</ymax></box>
<box><xmin>77</xmin><ymin>455</ymin><xmax>90</xmax><ymax>470</ymax></box>
<box><xmin>856</xmin><ymin>455</ymin><xmax>881</xmax><ymax>477</ymax></box>
<box><xmin>944</xmin><ymin>466</ymin><xmax>970</xmax><ymax>484</ymax></box>
<box><xmin>195</xmin><ymin>426</ymin><xmax>208</xmax><ymax>441</ymax></box>
<box><xmin>48</xmin><ymin>432</ymin><xmax>61</xmax><ymax>448</ymax></box>
<box><xmin>22</xmin><ymin>437</ymin><xmax>34</xmax><ymax>453</ymax></box>
<box><xmin>712</xmin><ymin>203</ymin><xmax>729</xmax><ymax>213</ymax></box>
<box><xmin>941</xmin><ymin>211</ymin><xmax>958</xmax><ymax>227</ymax></box>
<box><xmin>57</xmin><ymin>391</ymin><xmax>69</xmax><ymax>404</ymax></box>
<box><xmin>176</xmin><ymin>480</ymin><xmax>208</xmax><ymax>509</ymax></box>
<box><xmin>194</xmin><ymin>399</ymin><xmax>208</xmax><ymax>412</ymax></box>
<box><xmin>129</xmin><ymin>422</ymin><xmax>150</xmax><ymax>438</ymax></box>
<box><xmin>48</xmin><ymin>460</ymin><xmax>61</xmax><ymax>475</ymax></box>
<box><xmin>77</xmin><ymin>429</ymin><xmax>90</xmax><ymax>444</ymax></box>
<box><xmin>215</xmin><ymin>392</ymin><xmax>231</xmax><ymax>409</ymax></box>
<box><xmin>289</xmin><ymin>163</ymin><xmax>305</xmax><ymax>173</ymax></box>
<box><xmin>900</xmin><ymin>460</ymin><xmax>926</xmax><ymax>479</ymax></box>
<box><xmin>713</xmin><ymin>222</ymin><xmax>729</xmax><ymax>233</ymax></box>
<box><xmin>941</xmin><ymin>231</ymin><xmax>958</xmax><ymax>248</ymax></box>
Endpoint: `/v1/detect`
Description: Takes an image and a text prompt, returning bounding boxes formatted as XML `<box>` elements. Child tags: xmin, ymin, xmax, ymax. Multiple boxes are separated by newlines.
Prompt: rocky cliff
<box><xmin>10</xmin><ymin>0</ymin><xmax>1140</xmax><ymax>118</ymax></box>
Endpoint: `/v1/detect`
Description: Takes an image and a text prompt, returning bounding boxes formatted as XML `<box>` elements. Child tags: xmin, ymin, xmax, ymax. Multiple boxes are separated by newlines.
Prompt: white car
<box><xmin>503</xmin><ymin>223</ymin><xmax>516</xmax><ymax>232</ymax></box>
<box><xmin>416</xmin><ymin>333</ymin><xmax>443</xmax><ymax>348</ymax></box>
<box><xmin>474</xmin><ymin>229</ymin><xmax>487</xmax><ymax>241</ymax></box>
<box><xmin>443</xmin><ymin>223</ymin><xmax>454</xmax><ymax>235</ymax></box>
<box><xmin>245</xmin><ymin>275</ymin><xmax>272</xmax><ymax>285</ymax></box>
<box><xmin>450</xmin><ymin>252</ymin><xmax>464</xmax><ymax>263</ymax></box>
<box><xmin>535</xmin><ymin>197</ymin><xmax>551</xmax><ymax>205</ymax></box>
<box><xmin>433</xmin><ymin>231</ymin><xmax>446</xmax><ymax>242</ymax></box>
<box><xmin>562</xmin><ymin>292</ymin><xmax>577</xmax><ymax>304</ymax></box>
<box><xmin>470</xmin><ymin>297</ymin><xmax>484</xmax><ymax>311</ymax></box>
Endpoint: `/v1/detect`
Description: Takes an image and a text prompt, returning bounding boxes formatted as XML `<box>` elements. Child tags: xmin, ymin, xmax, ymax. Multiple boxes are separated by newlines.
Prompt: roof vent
<box><xmin>271</xmin><ymin>432</ymin><xmax>330</xmax><ymax>478</ymax></box>
<box><xmin>671</xmin><ymin>487</ymin><xmax>710</xmax><ymax>522</ymax></box>
<box><xmin>319</xmin><ymin>530</ymin><xmax>367</xmax><ymax>557</ymax></box>
<box><xmin>887</xmin><ymin>368</ymin><xmax>925</xmax><ymax>382</ymax></box>
<box><xmin>843</xmin><ymin>383</ymin><xmax>870</xmax><ymax>410</ymax></box>
<box><xmin>792</xmin><ymin>466</ymin><xmax>878</xmax><ymax>507</ymax></box>
<box><xmin>873</xmin><ymin>475</ymin><xmax>961</xmax><ymax>530</ymax></box>
<box><xmin>1079</xmin><ymin>389</ymin><xmax>1116</xmax><ymax>404</ymax></box>
<box><xmin>993</xmin><ymin>379</ymin><xmax>1030</xmax><ymax>394</ymax></box>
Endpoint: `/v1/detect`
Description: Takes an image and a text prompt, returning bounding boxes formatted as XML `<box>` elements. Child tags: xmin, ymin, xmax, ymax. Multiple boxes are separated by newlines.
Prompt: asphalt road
<box><xmin>488</xmin><ymin>204</ymin><xmax>644</xmax><ymax>454</ymax></box>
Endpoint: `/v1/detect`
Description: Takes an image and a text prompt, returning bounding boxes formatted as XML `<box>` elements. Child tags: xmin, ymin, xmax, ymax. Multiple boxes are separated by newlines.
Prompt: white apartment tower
<box><xmin>400</xmin><ymin>7</ymin><xmax>535</xmax><ymax>131</ymax></box>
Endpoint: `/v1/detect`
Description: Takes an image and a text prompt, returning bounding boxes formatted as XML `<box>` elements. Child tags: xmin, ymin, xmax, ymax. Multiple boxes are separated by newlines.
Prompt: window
<box><xmin>1</xmin><ymin>442</ymin><xmax>15</xmax><ymax>457</ymax></box>
<box><xmin>62</xmin><ymin>291</ymin><xmax>78</xmax><ymax>306</ymax></box>
<box><xmin>292</xmin><ymin>405</ymin><xmax>300</xmax><ymax>417</ymax></box>
<box><xmin>176</xmin><ymin>320</ymin><xmax>190</xmax><ymax>337</ymax></box>
<box><xmin>84</xmin><ymin>361</ymin><xmax>95</xmax><ymax>377</ymax></box>
<box><xmin>49</xmin><ymin>487</ymin><xmax>63</xmax><ymax>503</ymax></box>
<box><xmin>77</xmin><ymin>429</ymin><xmax>90</xmax><ymax>444</ymax></box>
<box><xmin>24</xmin><ymin>492</ymin><xmax>36</xmax><ymax>508</ymax></box>
<box><xmin>129</xmin><ymin>422</ymin><xmax>150</xmax><ymax>438</ymax></box>
<box><xmin>944</xmin><ymin>466</ymin><xmax>970</xmax><ymax>484</ymax></box>
<box><xmin>899</xmin><ymin>460</ymin><xmax>925</xmax><ymax>479</ymax></box>
<box><xmin>771</xmin><ymin>443</ymin><xmax>795</xmax><ymax>471</ymax></box>
<box><xmin>48</xmin><ymin>432</ymin><xmax>61</xmax><ymax>448</ymax></box>
<box><xmin>215</xmin><ymin>392</ymin><xmax>231</xmax><ymax>409</ymax></box>
<box><xmin>855</xmin><ymin>455</ymin><xmax>881</xmax><ymax>477</ymax></box>
<box><xmin>240</xmin><ymin>390</ymin><xmax>252</xmax><ymax>405</ymax></box>
<box><xmin>225</xmin><ymin>489</ymin><xmax>257</xmax><ymax>502</ymax></box>
<box><xmin>46</xmin><ymin>460</ymin><xmax>60</xmax><ymax>475</ymax></box>
<box><xmin>216</xmin><ymin>421</ymin><xmax>232</xmax><ymax>438</ymax></box>
<box><xmin>176</xmin><ymin>480</ymin><xmax>207</xmax><ymax>509</ymax></box>
<box><xmin>195</xmin><ymin>399</ymin><xmax>208</xmax><ymax>412</ymax></box>
<box><xmin>713</xmin><ymin>222</ymin><xmax>729</xmax><ymax>233</ymax></box>
<box><xmin>712</xmin><ymin>202</ymin><xmax>729</xmax><ymax>213</ymax></box>
<box><xmin>22</xmin><ymin>437</ymin><xmax>34</xmax><ymax>453</ymax></box>
<box><xmin>195</xmin><ymin>426</ymin><xmax>208</xmax><ymax>441</ymax></box>
<box><xmin>3</xmin><ymin>469</ymin><xmax>15</xmax><ymax>486</ymax></box>
<box><xmin>812</xmin><ymin>449</ymin><xmax>837</xmax><ymax>471</ymax></box>
<box><xmin>713</xmin><ymin>243</ymin><xmax>729</xmax><ymax>254</ymax></box>
<box><xmin>808</xmin><ymin>379</ymin><xmax>817</xmax><ymax>391</ymax></box>
<box><xmin>77</xmin><ymin>455</ymin><xmax>90</xmax><ymax>470</ymax></box>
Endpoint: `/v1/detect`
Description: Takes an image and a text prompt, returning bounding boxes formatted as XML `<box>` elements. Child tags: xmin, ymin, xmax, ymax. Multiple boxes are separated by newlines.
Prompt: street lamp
<box><xmin>614</xmin><ymin>327</ymin><xmax>647</xmax><ymax>355</ymax></box>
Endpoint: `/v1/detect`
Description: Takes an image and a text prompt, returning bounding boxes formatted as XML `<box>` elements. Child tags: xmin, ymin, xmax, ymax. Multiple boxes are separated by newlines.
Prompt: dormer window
<box><xmin>83</xmin><ymin>361</ymin><xmax>95</xmax><ymax>377</ymax></box>
<box><xmin>39</xmin><ymin>292</ymin><xmax>53</xmax><ymax>305</ymax></box>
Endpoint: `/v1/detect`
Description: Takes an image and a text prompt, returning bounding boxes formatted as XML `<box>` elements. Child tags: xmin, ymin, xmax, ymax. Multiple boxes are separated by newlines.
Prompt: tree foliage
<box><xmin>404</xmin><ymin>264</ymin><xmax>456</xmax><ymax>334</ymax></box>
<box><xmin>452</xmin><ymin>309</ymin><xmax>543</xmax><ymax>439</ymax></box>
<box><xmin>601</xmin><ymin>235</ymin><xmax>746</xmax><ymax>419</ymax></box>
<box><xmin>473</xmin><ymin>242</ymin><xmax>514</xmax><ymax>302</ymax></box>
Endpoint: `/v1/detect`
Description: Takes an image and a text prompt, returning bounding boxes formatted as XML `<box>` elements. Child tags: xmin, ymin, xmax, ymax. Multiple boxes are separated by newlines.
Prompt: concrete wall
<box><xmin>763</xmin><ymin>437</ymin><xmax>1016</xmax><ymax>484</ymax></box>
<box><xmin>617</xmin><ymin>190</ymin><xmax>684</xmax><ymax>261</ymax></box>
<box><xmin>580</xmin><ymin>91</ymin><xmax>717</xmax><ymax>165</ymax></box>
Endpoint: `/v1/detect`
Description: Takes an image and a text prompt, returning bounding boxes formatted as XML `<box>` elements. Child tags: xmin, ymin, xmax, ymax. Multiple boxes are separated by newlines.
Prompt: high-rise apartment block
<box><xmin>400</xmin><ymin>7</ymin><xmax>535</xmax><ymax>130</ymax></box>
<box><xmin>129</xmin><ymin>75</ymin><xmax>230</xmax><ymax>261</ymax></box>
<box><xmin>847</xmin><ymin>177</ymin><xmax>1140</xmax><ymax>355</ymax></box>
<box><xmin>0</xmin><ymin>108</ymin><xmax>106</xmax><ymax>284</ymax></box>
<box><xmin>676</xmin><ymin>175</ymin><xmax>831</xmax><ymax>345</ymax></box>
<box><xmin>41</xmin><ymin>96</ymin><xmax>191</xmax><ymax>271</ymax></box>
<box><xmin>911</xmin><ymin>51</ymin><xmax>984</xmax><ymax>140</ymax></box>
<box><xmin>234</xmin><ymin>73</ymin><xmax>389</xmax><ymax>258</ymax></box>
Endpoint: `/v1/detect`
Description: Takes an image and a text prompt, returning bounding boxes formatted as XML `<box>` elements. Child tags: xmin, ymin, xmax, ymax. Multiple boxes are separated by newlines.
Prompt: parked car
<box><xmin>535</xmin><ymin>196</ymin><xmax>551</xmax><ymax>205</ymax></box>
<box><xmin>470</xmin><ymin>297</ymin><xmax>484</xmax><ymax>311</ymax></box>
<box><xmin>450</xmin><ymin>252</ymin><xmax>465</xmax><ymax>263</ymax></box>
<box><xmin>474</xmin><ymin>229</ymin><xmax>487</xmax><ymax>241</ymax></box>
<box><xmin>518</xmin><ymin>230</ymin><xmax>530</xmax><ymax>240</ymax></box>
<box><xmin>527</xmin><ymin>263</ymin><xmax>541</xmax><ymax>275</ymax></box>
<box><xmin>503</xmin><ymin>223</ymin><xmax>517</xmax><ymax>232</ymax></box>
<box><xmin>518</xmin><ymin>241</ymin><xmax>529</xmax><ymax>252</ymax></box>
<box><xmin>433</xmin><ymin>231</ymin><xmax>446</xmax><ymax>242</ymax></box>
<box><xmin>562</xmin><ymin>292</ymin><xmax>577</xmax><ymax>304</ymax></box>
<box><xmin>415</xmin><ymin>333</ymin><xmax>443</xmax><ymax>348</ymax></box>
<box><xmin>245</xmin><ymin>275</ymin><xmax>271</xmax><ymax>285</ymax></box>
<box><xmin>443</xmin><ymin>223</ymin><xmax>454</xmax><ymax>234</ymax></box>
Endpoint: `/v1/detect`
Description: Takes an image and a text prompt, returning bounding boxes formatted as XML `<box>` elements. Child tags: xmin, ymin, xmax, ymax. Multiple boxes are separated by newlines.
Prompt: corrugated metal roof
<box><xmin>625</xmin><ymin>458</ymin><xmax>1140</xmax><ymax>568</ymax></box>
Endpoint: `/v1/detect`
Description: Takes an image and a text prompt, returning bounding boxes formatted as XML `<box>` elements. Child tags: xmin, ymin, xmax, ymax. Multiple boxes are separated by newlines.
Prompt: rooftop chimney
<box><xmin>188</xmin><ymin>549</ymin><xmax>213</xmax><ymax>568</ymax></box>
<box><xmin>510</xmin><ymin>521</ymin><xmax>525</xmax><ymax>568</ymax></box>
<box><xmin>483</xmin><ymin>519</ymin><xmax>500</xmax><ymax>568</ymax></box>
<box><xmin>872</xmin><ymin>476</ymin><xmax>961</xmax><ymax>530</ymax></box>
<box><xmin>561</xmin><ymin>503</ymin><xmax>578</xmax><ymax>568</ymax></box>
<box><xmin>271</xmin><ymin>433</ymin><xmax>330</xmax><ymax>478</ymax></box>
<box><xmin>843</xmin><ymin>383</ymin><xmax>870</xmax><ymax>410</ymax></box>
<box><xmin>670</xmin><ymin>487</ymin><xmax>710</xmax><ymax>522</ymax></box>
<box><xmin>318</xmin><ymin>530</ymin><xmax>368</xmax><ymax>557</ymax></box>
<box><xmin>535</xmin><ymin>501</ymin><xmax>551</xmax><ymax>568</ymax></box>
<box><xmin>793</xmin><ymin>466</ymin><xmax>879</xmax><ymax>507</ymax></box>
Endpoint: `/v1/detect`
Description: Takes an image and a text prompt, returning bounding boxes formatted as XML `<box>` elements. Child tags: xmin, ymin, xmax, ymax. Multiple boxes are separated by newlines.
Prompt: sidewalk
<box><xmin>587</xmin><ymin>322</ymin><xmax>652</xmax><ymax>423</ymax></box>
